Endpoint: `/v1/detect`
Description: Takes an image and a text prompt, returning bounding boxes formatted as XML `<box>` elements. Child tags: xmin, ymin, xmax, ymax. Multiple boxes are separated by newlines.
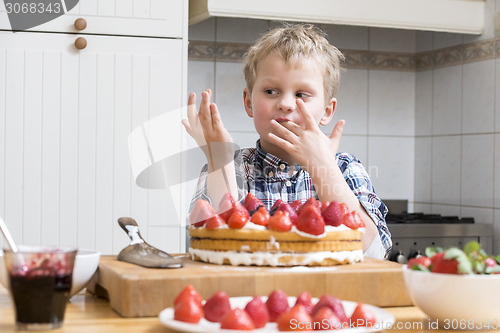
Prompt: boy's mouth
<box><xmin>275</xmin><ymin>118</ymin><xmax>291</xmax><ymax>123</ymax></box>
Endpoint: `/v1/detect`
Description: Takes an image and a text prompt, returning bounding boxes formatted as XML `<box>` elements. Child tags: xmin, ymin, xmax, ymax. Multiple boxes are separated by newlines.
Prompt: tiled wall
<box><xmin>187</xmin><ymin>11</ymin><xmax>500</xmax><ymax>254</ymax></box>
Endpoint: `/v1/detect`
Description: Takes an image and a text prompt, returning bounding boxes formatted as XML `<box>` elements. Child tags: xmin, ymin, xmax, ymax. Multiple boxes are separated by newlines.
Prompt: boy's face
<box><xmin>243</xmin><ymin>53</ymin><xmax>336</xmax><ymax>153</ymax></box>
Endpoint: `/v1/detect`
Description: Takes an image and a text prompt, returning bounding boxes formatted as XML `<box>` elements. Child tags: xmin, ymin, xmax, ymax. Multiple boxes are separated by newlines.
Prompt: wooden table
<box><xmin>1</xmin><ymin>285</ymin><xmax>499</xmax><ymax>333</ymax></box>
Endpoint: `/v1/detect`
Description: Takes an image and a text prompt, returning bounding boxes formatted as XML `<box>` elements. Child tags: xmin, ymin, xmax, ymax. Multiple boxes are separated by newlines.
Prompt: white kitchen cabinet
<box><xmin>0</xmin><ymin>0</ymin><xmax>183</xmax><ymax>37</ymax></box>
<box><xmin>0</xmin><ymin>1</ymin><xmax>188</xmax><ymax>254</ymax></box>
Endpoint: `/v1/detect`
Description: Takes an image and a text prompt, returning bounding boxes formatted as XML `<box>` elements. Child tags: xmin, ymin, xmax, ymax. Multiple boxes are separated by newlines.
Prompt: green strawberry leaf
<box><xmin>495</xmin><ymin>255</ymin><xmax>500</xmax><ymax>264</ymax></box>
<box><xmin>464</xmin><ymin>241</ymin><xmax>481</xmax><ymax>256</ymax></box>
<box><xmin>411</xmin><ymin>264</ymin><xmax>430</xmax><ymax>272</ymax></box>
<box><xmin>485</xmin><ymin>265</ymin><xmax>500</xmax><ymax>274</ymax></box>
<box><xmin>444</xmin><ymin>248</ymin><xmax>473</xmax><ymax>274</ymax></box>
<box><xmin>473</xmin><ymin>260</ymin><xmax>486</xmax><ymax>274</ymax></box>
<box><xmin>425</xmin><ymin>246</ymin><xmax>443</xmax><ymax>258</ymax></box>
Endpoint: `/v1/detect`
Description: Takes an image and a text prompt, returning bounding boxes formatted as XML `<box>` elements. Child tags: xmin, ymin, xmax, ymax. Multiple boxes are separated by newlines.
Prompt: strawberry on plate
<box><xmin>250</xmin><ymin>206</ymin><xmax>270</xmax><ymax>227</ymax></box>
<box><xmin>244</xmin><ymin>296</ymin><xmax>269</xmax><ymax>328</ymax></box>
<box><xmin>227</xmin><ymin>202</ymin><xmax>250</xmax><ymax>229</ymax></box>
<box><xmin>407</xmin><ymin>256</ymin><xmax>432</xmax><ymax>271</ymax></box>
<box><xmin>289</xmin><ymin>199</ymin><xmax>302</xmax><ymax>212</ymax></box>
<box><xmin>277</xmin><ymin>304</ymin><xmax>313</xmax><ymax>331</ymax></box>
<box><xmin>349</xmin><ymin>303</ymin><xmax>376</xmax><ymax>327</ymax></box>
<box><xmin>296</xmin><ymin>205</ymin><xmax>325</xmax><ymax>236</ymax></box>
<box><xmin>173</xmin><ymin>285</ymin><xmax>202</xmax><ymax>308</ymax></box>
<box><xmin>271</xmin><ymin>200</ymin><xmax>299</xmax><ymax>225</ymax></box>
<box><xmin>220</xmin><ymin>308</ymin><xmax>255</xmax><ymax>331</ymax></box>
<box><xmin>268</xmin><ymin>210</ymin><xmax>292</xmax><ymax>232</ymax></box>
<box><xmin>311</xmin><ymin>294</ymin><xmax>347</xmax><ymax>322</ymax></box>
<box><xmin>294</xmin><ymin>291</ymin><xmax>313</xmax><ymax>315</ymax></box>
<box><xmin>174</xmin><ymin>297</ymin><xmax>204</xmax><ymax>324</ymax></box>
<box><xmin>189</xmin><ymin>199</ymin><xmax>216</xmax><ymax>227</ymax></box>
<box><xmin>430</xmin><ymin>249</ymin><xmax>473</xmax><ymax>274</ymax></box>
<box><xmin>266</xmin><ymin>289</ymin><xmax>290</xmax><ymax>322</ymax></box>
<box><xmin>342</xmin><ymin>211</ymin><xmax>365</xmax><ymax>229</ymax></box>
<box><xmin>312</xmin><ymin>307</ymin><xmax>341</xmax><ymax>330</ymax></box>
<box><xmin>297</xmin><ymin>197</ymin><xmax>322</xmax><ymax>216</ymax></box>
<box><xmin>204</xmin><ymin>214</ymin><xmax>225</xmax><ymax>230</ymax></box>
<box><xmin>204</xmin><ymin>291</ymin><xmax>231</xmax><ymax>322</ymax></box>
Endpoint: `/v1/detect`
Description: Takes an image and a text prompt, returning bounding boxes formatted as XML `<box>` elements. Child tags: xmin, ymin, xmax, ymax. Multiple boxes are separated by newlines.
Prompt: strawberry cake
<box><xmin>188</xmin><ymin>193</ymin><xmax>365</xmax><ymax>266</ymax></box>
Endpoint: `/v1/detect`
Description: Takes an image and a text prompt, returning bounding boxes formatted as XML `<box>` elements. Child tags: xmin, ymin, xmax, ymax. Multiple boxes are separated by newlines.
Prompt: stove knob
<box><xmin>396</xmin><ymin>251</ymin><xmax>408</xmax><ymax>264</ymax></box>
<box><xmin>407</xmin><ymin>250</ymin><xmax>422</xmax><ymax>260</ymax></box>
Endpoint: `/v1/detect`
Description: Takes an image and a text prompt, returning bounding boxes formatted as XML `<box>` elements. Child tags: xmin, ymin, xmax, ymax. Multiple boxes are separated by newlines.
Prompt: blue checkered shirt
<box><xmin>190</xmin><ymin>141</ymin><xmax>392</xmax><ymax>257</ymax></box>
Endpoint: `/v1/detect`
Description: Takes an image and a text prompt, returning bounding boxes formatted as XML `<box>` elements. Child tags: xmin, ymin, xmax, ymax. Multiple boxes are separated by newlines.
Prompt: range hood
<box><xmin>189</xmin><ymin>0</ymin><xmax>485</xmax><ymax>35</ymax></box>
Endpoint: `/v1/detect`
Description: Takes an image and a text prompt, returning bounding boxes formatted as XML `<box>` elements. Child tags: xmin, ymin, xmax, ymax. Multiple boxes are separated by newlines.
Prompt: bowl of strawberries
<box><xmin>403</xmin><ymin>241</ymin><xmax>500</xmax><ymax>327</ymax></box>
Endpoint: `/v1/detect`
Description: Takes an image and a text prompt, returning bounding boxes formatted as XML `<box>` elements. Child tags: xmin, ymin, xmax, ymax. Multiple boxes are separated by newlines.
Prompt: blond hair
<box><xmin>243</xmin><ymin>24</ymin><xmax>345</xmax><ymax>100</ymax></box>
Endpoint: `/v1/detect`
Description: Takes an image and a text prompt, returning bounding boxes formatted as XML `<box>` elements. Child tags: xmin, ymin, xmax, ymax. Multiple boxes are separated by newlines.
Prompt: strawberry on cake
<box><xmin>188</xmin><ymin>193</ymin><xmax>365</xmax><ymax>266</ymax></box>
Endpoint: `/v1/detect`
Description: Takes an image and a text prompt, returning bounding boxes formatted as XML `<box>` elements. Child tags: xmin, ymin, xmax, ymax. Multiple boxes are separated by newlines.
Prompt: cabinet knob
<box><xmin>74</xmin><ymin>18</ymin><xmax>87</xmax><ymax>31</ymax></box>
<box><xmin>75</xmin><ymin>37</ymin><xmax>87</xmax><ymax>50</ymax></box>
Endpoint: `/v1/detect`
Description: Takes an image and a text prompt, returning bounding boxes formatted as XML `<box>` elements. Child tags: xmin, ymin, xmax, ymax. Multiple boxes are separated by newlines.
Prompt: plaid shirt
<box><xmin>190</xmin><ymin>141</ymin><xmax>392</xmax><ymax>257</ymax></box>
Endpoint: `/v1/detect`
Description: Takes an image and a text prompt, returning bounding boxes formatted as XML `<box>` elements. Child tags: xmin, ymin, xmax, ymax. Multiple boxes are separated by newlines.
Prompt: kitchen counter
<box><xmin>1</xmin><ymin>285</ymin><xmax>499</xmax><ymax>333</ymax></box>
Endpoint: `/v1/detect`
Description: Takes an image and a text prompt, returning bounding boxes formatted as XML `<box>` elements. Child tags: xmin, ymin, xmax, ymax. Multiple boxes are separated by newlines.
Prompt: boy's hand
<box><xmin>181</xmin><ymin>89</ymin><xmax>234</xmax><ymax>171</ymax></box>
<box><xmin>268</xmin><ymin>98</ymin><xmax>344</xmax><ymax>175</ymax></box>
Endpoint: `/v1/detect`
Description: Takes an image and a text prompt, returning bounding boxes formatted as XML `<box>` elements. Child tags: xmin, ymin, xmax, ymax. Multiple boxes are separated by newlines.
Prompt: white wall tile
<box><xmin>321</xmin><ymin>24</ymin><xmax>369</xmax><ymax>50</ymax></box>
<box><xmin>461</xmin><ymin>207</ymin><xmax>493</xmax><ymax>224</ymax></box>
<box><xmin>187</xmin><ymin>60</ymin><xmax>215</xmax><ymax>99</ymax></box>
<box><xmin>496</xmin><ymin>59</ymin><xmax>500</xmax><ymax>132</ymax></box>
<box><xmin>415</xmin><ymin>70</ymin><xmax>433</xmax><ymax>136</ymax></box>
<box><xmin>367</xmin><ymin>136</ymin><xmax>415</xmax><ymax>201</ymax></box>
<box><xmin>414</xmin><ymin>137</ymin><xmax>432</xmax><ymax>203</ymax></box>
<box><xmin>231</xmin><ymin>131</ymin><xmax>260</xmax><ymax>149</ymax></box>
<box><xmin>189</xmin><ymin>17</ymin><xmax>216</xmax><ymax>41</ymax></box>
<box><xmin>432</xmin><ymin>66</ymin><xmax>462</xmax><ymax>135</ymax></box>
<box><xmin>369</xmin><ymin>28</ymin><xmax>416</xmax><ymax>53</ymax></box>
<box><xmin>147</xmin><ymin>225</ymin><xmax>182</xmax><ymax>253</ymax></box>
<box><xmin>337</xmin><ymin>135</ymin><xmax>368</xmax><ymax>165</ymax></box>
<box><xmin>331</xmin><ymin>69</ymin><xmax>368</xmax><ymax>136</ymax></box>
<box><xmin>412</xmin><ymin>203</ymin><xmax>431</xmax><ymax>214</ymax></box>
<box><xmin>462</xmin><ymin>60</ymin><xmax>495</xmax><ymax>134</ymax></box>
<box><xmin>494</xmin><ymin>209</ymin><xmax>500</xmax><ymax>254</ymax></box>
<box><xmin>430</xmin><ymin>204</ymin><xmax>460</xmax><ymax>216</ymax></box>
<box><xmin>461</xmin><ymin>134</ymin><xmax>494</xmax><ymax>207</ymax></box>
<box><xmin>431</xmin><ymin>136</ymin><xmax>461</xmax><ymax>205</ymax></box>
<box><xmin>215</xmin><ymin>17</ymin><xmax>269</xmax><ymax>43</ymax></box>
<box><xmin>368</xmin><ymin>70</ymin><xmax>415</xmax><ymax>136</ymax></box>
<box><xmin>495</xmin><ymin>134</ymin><xmax>500</xmax><ymax>208</ymax></box>
<box><xmin>214</xmin><ymin>61</ymin><xmax>250</xmax><ymax>131</ymax></box>
<box><xmin>416</xmin><ymin>31</ymin><xmax>433</xmax><ymax>53</ymax></box>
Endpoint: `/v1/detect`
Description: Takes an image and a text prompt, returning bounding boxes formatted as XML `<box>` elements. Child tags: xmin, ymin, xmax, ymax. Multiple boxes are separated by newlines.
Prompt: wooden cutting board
<box><xmin>86</xmin><ymin>255</ymin><xmax>412</xmax><ymax>317</ymax></box>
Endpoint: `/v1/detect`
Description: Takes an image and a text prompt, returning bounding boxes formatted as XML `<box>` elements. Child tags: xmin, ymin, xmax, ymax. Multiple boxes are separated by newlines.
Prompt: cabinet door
<box><xmin>0</xmin><ymin>0</ymin><xmax>184</xmax><ymax>37</ymax></box>
<box><xmin>0</xmin><ymin>31</ymin><xmax>185</xmax><ymax>254</ymax></box>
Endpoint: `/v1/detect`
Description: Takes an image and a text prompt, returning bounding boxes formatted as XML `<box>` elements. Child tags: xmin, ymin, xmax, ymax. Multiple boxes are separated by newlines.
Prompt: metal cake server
<box><xmin>117</xmin><ymin>217</ymin><xmax>183</xmax><ymax>268</ymax></box>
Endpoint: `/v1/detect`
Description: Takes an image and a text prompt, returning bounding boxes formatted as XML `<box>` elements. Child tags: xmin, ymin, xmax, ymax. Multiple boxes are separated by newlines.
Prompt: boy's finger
<box><xmin>276</xmin><ymin>120</ymin><xmax>301</xmax><ymax>136</ymax></box>
<box><xmin>210</xmin><ymin>103</ymin><xmax>224</xmax><ymax>130</ymax></box>
<box><xmin>199</xmin><ymin>90</ymin><xmax>213</xmax><ymax>130</ymax></box>
<box><xmin>267</xmin><ymin>132</ymin><xmax>294</xmax><ymax>152</ymax></box>
<box><xmin>270</xmin><ymin>120</ymin><xmax>298</xmax><ymax>142</ymax></box>
<box><xmin>187</xmin><ymin>92</ymin><xmax>197</xmax><ymax>124</ymax></box>
<box><xmin>329</xmin><ymin>119</ymin><xmax>345</xmax><ymax>141</ymax></box>
<box><xmin>296</xmin><ymin>99</ymin><xmax>316</xmax><ymax>130</ymax></box>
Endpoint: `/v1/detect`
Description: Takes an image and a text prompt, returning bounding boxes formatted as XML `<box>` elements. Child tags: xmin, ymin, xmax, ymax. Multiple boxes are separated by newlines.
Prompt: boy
<box><xmin>182</xmin><ymin>24</ymin><xmax>391</xmax><ymax>259</ymax></box>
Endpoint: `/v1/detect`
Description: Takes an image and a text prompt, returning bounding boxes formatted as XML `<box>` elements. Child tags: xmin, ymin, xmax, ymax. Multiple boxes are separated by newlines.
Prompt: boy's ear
<box><xmin>320</xmin><ymin>97</ymin><xmax>337</xmax><ymax>126</ymax></box>
<box><xmin>243</xmin><ymin>88</ymin><xmax>253</xmax><ymax>118</ymax></box>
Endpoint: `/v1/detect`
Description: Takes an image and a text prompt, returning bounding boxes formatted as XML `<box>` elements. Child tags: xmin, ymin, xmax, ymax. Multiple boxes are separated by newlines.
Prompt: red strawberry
<box><xmin>218</xmin><ymin>193</ymin><xmax>236</xmax><ymax>222</ymax></box>
<box><xmin>321</xmin><ymin>201</ymin><xmax>330</xmax><ymax>212</ymax></box>
<box><xmin>244</xmin><ymin>296</ymin><xmax>270</xmax><ymax>328</ymax></box>
<box><xmin>311</xmin><ymin>295</ymin><xmax>347</xmax><ymax>322</ymax></box>
<box><xmin>227</xmin><ymin>202</ymin><xmax>249</xmax><ymax>229</ymax></box>
<box><xmin>297</xmin><ymin>197</ymin><xmax>322</xmax><ymax>215</ymax></box>
<box><xmin>407</xmin><ymin>256</ymin><xmax>431</xmax><ymax>270</ymax></box>
<box><xmin>266</xmin><ymin>289</ymin><xmax>290</xmax><ymax>322</ymax></box>
<box><xmin>294</xmin><ymin>291</ymin><xmax>313</xmax><ymax>315</ymax></box>
<box><xmin>349</xmin><ymin>303</ymin><xmax>376</xmax><ymax>327</ymax></box>
<box><xmin>277</xmin><ymin>304</ymin><xmax>313</xmax><ymax>331</ymax></box>
<box><xmin>430</xmin><ymin>252</ymin><xmax>459</xmax><ymax>274</ymax></box>
<box><xmin>485</xmin><ymin>257</ymin><xmax>498</xmax><ymax>267</ymax></box>
<box><xmin>243</xmin><ymin>192</ymin><xmax>264</xmax><ymax>213</ymax></box>
<box><xmin>342</xmin><ymin>211</ymin><xmax>365</xmax><ymax>229</ymax></box>
<box><xmin>220</xmin><ymin>308</ymin><xmax>255</xmax><ymax>331</ymax></box>
<box><xmin>321</xmin><ymin>201</ymin><xmax>344</xmax><ymax>226</ymax></box>
<box><xmin>312</xmin><ymin>307</ymin><xmax>342</xmax><ymax>330</ymax></box>
<box><xmin>290</xmin><ymin>199</ymin><xmax>302</xmax><ymax>212</ymax></box>
<box><xmin>268</xmin><ymin>210</ymin><xmax>292</xmax><ymax>232</ymax></box>
<box><xmin>204</xmin><ymin>291</ymin><xmax>231</xmax><ymax>322</ymax></box>
<box><xmin>339</xmin><ymin>203</ymin><xmax>349</xmax><ymax>215</ymax></box>
<box><xmin>174</xmin><ymin>297</ymin><xmax>204</xmax><ymax>323</ymax></box>
<box><xmin>205</xmin><ymin>214</ymin><xmax>225</xmax><ymax>230</ymax></box>
<box><xmin>174</xmin><ymin>285</ymin><xmax>203</xmax><ymax>308</ymax></box>
<box><xmin>189</xmin><ymin>199</ymin><xmax>216</xmax><ymax>227</ymax></box>
<box><xmin>250</xmin><ymin>206</ymin><xmax>270</xmax><ymax>226</ymax></box>
<box><xmin>276</xmin><ymin>202</ymin><xmax>299</xmax><ymax>225</ymax></box>
<box><xmin>296</xmin><ymin>205</ymin><xmax>325</xmax><ymax>236</ymax></box>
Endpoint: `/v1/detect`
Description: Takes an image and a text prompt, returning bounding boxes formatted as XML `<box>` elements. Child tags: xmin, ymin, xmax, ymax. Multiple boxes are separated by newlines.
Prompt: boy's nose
<box><xmin>277</xmin><ymin>94</ymin><xmax>296</xmax><ymax>113</ymax></box>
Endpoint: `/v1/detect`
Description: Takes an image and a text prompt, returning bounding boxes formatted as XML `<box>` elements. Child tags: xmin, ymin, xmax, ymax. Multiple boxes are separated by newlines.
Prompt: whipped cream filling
<box><xmin>189</xmin><ymin>248</ymin><xmax>364</xmax><ymax>267</ymax></box>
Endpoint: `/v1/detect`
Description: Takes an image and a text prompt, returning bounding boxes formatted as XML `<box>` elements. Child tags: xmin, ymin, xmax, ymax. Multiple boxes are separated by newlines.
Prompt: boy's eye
<box><xmin>265</xmin><ymin>89</ymin><xmax>277</xmax><ymax>95</ymax></box>
<box><xmin>296</xmin><ymin>92</ymin><xmax>308</xmax><ymax>98</ymax></box>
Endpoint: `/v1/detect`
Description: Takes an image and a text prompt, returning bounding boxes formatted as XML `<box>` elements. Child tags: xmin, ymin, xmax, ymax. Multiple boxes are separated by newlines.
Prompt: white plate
<box><xmin>159</xmin><ymin>296</ymin><xmax>395</xmax><ymax>333</ymax></box>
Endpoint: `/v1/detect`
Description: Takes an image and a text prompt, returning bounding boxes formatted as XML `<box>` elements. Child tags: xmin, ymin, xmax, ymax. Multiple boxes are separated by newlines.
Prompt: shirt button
<box><xmin>279</xmin><ymin>164</ymin><xmax>286</xmax><ymax>170</ymax></box>
<box><xmin>285</xmin><ymin>180</ymin><xmax>291</xmax><ymax>187</ymax></box>
<box><xmin>268</xmin><ymin>171</ymin><xmax>274</xmax><ymax>178</ymax></box>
